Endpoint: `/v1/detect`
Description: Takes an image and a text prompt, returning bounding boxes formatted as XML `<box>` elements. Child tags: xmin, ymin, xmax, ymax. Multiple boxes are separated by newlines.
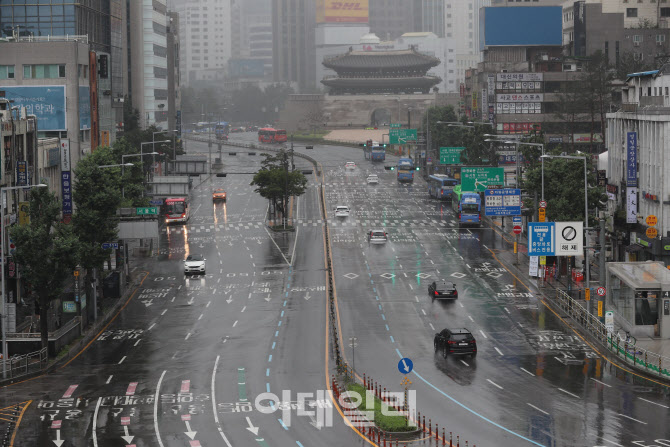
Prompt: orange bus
<box><xmin>258</xmin><ymin>127</ymin><xmax>276</xmax><ymax>143</ymax></box>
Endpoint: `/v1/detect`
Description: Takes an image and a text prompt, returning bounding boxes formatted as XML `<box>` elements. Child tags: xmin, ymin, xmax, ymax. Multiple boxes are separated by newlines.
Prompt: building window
<box><xmin>662</xmin><ymin>7</ymin><xmax>670</xmax><ymax>15</ymax></box>
<box><xmin>634</xmin><ymin>52</ymin><xmax>644</xmax><ymax>61</ymax></box>
<box><xmin>657</xmin><ymin>34</ymin><xmax>666</xmax><ymax>42</ymax></box>
<box><xmin>0</xmin><ymin>65</ymin><xmax>14</xmax><ymax>80</ymax></box>
<box><xmin>23</xmin><ymin>64</ymin><xmax>66</xmax><ymax>79</ymax></box>
<box><xmin>633</xmin><ymin>34</ymin><xmax>643</xmax><ymax>42</ymax></box>
<box><xmin>627</xmin><ymin>8</ymin><xmax>638</xmax><ymax>17</ymax></box>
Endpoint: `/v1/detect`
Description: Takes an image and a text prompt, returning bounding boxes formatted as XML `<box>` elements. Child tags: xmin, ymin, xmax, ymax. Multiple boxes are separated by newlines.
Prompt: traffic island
<box><xmin>344</xmin><ymin>383</ymin><xmax>419</xmax><ymax>436</ymax></box>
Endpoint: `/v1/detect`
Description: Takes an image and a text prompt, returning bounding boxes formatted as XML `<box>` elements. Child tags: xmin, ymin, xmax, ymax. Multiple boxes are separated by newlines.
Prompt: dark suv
<box><xmin>428</xmin><ymin>280</ymin><xmax>458</xmax><ymax>300</ymax></box>
<box><xmin>434</xmin><ymin>328</ymin><xmax>477</xmax><ymax>358</ymax></box>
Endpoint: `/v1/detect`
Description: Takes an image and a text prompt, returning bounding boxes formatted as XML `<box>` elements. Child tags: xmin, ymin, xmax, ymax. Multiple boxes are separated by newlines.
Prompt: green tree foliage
<box><xmin>10</xmin><ymin>188</ymin><xmax>80</xmax><ymax>352</ymax></box>
<box><xmin>251</xmin><ymin>150</ymin><xmax>307</xmax><ymax>223</ymax></box>
<box><xmin>615</xmin><ymin>52</ymin><xmax>655</xmax><ymax>81</ymax></box>
<box><xmin>73</xmin><ymin>147</ymin><xmax>123</xmax><ymax>307</ymax></box>
<box><xmin>521</xmin><ymin>154</ymin><xmax>606</xmax><ymax>224</ymax></box>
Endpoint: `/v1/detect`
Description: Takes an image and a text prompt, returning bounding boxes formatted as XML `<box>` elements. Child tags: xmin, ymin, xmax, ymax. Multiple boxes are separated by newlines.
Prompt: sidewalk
<box><xmin>483</xmin><ymin>214</ymin><xmax>670</xmax><ymax>374</ymax></box>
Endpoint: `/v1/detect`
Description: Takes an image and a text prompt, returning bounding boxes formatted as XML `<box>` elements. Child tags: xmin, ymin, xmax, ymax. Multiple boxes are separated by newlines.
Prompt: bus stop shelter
<box><xmin>606</xmin><ymin>262</ymin><xmax>670</xmax><ymax>339</ymax></box>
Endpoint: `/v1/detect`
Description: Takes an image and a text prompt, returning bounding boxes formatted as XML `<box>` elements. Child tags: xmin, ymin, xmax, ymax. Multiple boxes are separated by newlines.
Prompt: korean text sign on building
<box><xmin>626</xmin><ymin>131</ymin><xmax>637</xmax><ymax>187</ymax></box>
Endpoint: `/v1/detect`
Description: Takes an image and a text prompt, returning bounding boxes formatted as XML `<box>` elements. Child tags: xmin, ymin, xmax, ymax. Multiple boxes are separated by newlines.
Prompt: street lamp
<box><xmin>542</xmin><ymin>154</ymin><xmax>590</xmax><ymax>310</ymax></box>
<box><xmin>153</xmin><ymin>130</ymin><xmax>178</xmax><ymax>161</ymax></box>
<box><xmin>1</xmin><ymin>183</ymin><xmax>47</xmax><ymax>377</ymax></box>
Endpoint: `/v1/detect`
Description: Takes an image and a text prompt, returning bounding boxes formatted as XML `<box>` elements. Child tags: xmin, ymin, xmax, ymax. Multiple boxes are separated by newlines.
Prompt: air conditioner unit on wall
<box><xmin>634</xmin><ymin>41</ymin><xmax>640</xmax><ymax>46</ymax></box>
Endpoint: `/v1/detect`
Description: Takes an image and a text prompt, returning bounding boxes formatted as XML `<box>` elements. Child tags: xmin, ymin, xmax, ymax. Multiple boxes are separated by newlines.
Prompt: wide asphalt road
<box><xmin>0</xmin><ymin>131</ymin><xmax>667</xmax><ymax>447</ymax></box>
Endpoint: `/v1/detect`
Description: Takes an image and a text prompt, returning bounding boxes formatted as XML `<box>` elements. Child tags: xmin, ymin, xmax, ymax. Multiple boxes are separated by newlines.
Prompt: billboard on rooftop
<box><xmin>479</xmin><ymin>6</ymin><xmax>562</xmax><ymax>51</ymax></box>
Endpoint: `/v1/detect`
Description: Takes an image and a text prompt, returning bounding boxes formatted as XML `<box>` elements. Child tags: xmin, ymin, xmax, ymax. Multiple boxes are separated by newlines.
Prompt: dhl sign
<box><xmin>316</xmin><ymin>0</ymin><xmax>369</xmax><ymax>23</ymax></box>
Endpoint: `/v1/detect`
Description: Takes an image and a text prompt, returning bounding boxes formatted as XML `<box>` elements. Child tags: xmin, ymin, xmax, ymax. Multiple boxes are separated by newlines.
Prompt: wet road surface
<box><xmin>0</xmin><ymin>132</ymin><xmax>667</xmax><ymax>447</ymax></box>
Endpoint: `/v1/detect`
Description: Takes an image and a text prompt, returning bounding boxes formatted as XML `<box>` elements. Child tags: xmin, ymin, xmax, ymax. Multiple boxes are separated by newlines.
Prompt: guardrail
<box><xmin>552</xmin><ymin>289</ymin><xmax>670</xmax><ymax>380</ymax></box>
<box><xmin>0</xmin><ymin>347</ymin><xmax>48</xmax><ymax>380</ymax></box>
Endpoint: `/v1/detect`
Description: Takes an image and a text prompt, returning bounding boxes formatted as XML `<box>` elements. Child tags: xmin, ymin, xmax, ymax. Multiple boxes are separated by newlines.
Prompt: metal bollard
<box><xmin>443</xmin><ymin>428</ymin><xmax>446</xmax><ymax>445</ymax></box>
<box><xmin>429</xmin><ymin>419</ymin><xmax>431</xmax><ymax>435</ymax></box>
<box><xmin>457</xmin><ymin>435</ymin><xmax>460</xmax><ymax>447</ymax></box>
<box><xmin>422</xmin><ymin>415</ymin><xmax>425</xmax><ymax>431</ymax></box>
<box><xmin>383</xmin><ymin>387</ymin><xmax>386</xmax><ymax>401</ymax></box>
<box><xmin>435</xmin><ymin>423</ymin><xmax>439</xmax><ymax>440</ymax></box>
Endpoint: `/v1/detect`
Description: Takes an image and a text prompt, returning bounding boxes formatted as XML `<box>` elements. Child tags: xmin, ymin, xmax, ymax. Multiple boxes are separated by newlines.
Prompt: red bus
<box><xmin>274</xmin><ymin>129</ymin><xmax>287</xmax><ymax>143</ymax></box>
<box><xmin>162</xmin><ymin>197</ymin><xmax>190</xmax><ymax>224</ymax></box>
<box><xmin>258</xmin><ymin>128</ymin><xmax>276</xmax><ymax>143</ymax></box>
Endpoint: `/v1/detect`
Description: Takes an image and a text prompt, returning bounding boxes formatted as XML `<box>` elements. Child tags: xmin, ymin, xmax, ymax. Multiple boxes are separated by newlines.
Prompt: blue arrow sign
<box><xmin>398</xmin><ymin>358</ymin><xmax>413</xmax><ymax>374</ymax></box>
<box><xmin>528</xmin><ymin>222</ymin><xmax>555</xmax><ymax>256</ymax></box>
<box><xmin>102</xmin><ymin>242</ymin><xmax>119</xmax><ymax>250</ymax></box>
<box><xmin>149</xmin><ymin>199</ymin><xmax>164</xmax><ymax>206</ymax></box>
<box><xmin>513</xmin><ymin>216</ymin><xmax>522</xmax><ymax>225</ymax></box>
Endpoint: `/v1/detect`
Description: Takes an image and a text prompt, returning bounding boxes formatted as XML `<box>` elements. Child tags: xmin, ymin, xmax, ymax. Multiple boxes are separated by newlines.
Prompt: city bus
<box><xmin>397</xmin><ymin>158</ymin><xmax>415</xmax><ymax>183</ymax></box>
<box><xmin>258</xmin><ymin>127</ymin><xmax>277</xmax><ymax>143</ymax></box>
<box><xmin>215</xmin><ymin>122</ymin><xmax>230</xmax><ymax>140</ymax></box>
<box><xmin>451</xmin><ymin>185</ymin><xmax>481</xmax><ymax>226</ymax></box>
<box><xmin>162</xmin><ymin>197</ymin><xmax>190</xmax><ymax>224</ymax></box>
<box><xmin>427</xmin><ymin>174</ymin><xmax>458</xmax><ymax>200</ymax></box>
<box><xmin>364</xmin><ymin>141</ymin><xmax>386</xmax><ymax>161</ymax></box>
<box><xmin>274</xmin><ymin>129</ymin><xmax>288</xmax><ymax>143</ymax></box>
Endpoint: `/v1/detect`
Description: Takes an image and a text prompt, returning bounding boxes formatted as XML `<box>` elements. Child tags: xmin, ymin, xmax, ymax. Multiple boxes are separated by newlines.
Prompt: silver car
<box><xmin>367</xmin><ymin>175</ymin><xmax>379</xmax><ymax>185</ymax></box>
<box><xmin>184</xmin><ymin>254</ymin><xmax>206</xmax><ymax>275</ymax></box>
<box><xmin>368</xmin><ymin>229</ymin><xmax>388</xmax><ymax>244</ymax></box>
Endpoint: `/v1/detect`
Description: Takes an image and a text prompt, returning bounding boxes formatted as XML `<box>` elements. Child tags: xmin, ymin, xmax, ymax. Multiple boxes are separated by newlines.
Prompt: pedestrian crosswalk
<box><xmin>161</xmin><ymin>218</ymin><xmax>459</xmax><ymax>234</ymax></box>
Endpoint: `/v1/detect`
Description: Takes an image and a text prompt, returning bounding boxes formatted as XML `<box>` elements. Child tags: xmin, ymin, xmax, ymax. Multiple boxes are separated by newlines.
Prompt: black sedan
<box><xmin>434</xmin><ymin>328</ymin><xmax>477</xmax><ymax>358</ymax></box>
<box><xmin>428</xmin><ymin>280</ymin><xmax>458</xmax><ymax>299</ymax></box>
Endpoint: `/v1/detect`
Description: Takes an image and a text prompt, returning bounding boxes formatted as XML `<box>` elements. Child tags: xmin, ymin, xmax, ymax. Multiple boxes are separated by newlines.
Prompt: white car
<box><xmin>345</xmin><ymin>162</ymin><xmax>356</xmax><ymax>170</ymax></box>
<box><xmin>368</xmin><ymin>229</ymin><xmax>388</xmax><ymax>244</ymax></box>
<box><xmin>367</xmin><ymin>175</ymin><xmax>379</xmax><ymax>185</ymax></box>
<box><xmin>335</xmin><ymin>206</ymin><xmax>350</xmax><ymax>217</ymax></box>
<box><xmin>184</xmin><ymin>254</ymin><xmax>206</xmax><ymax>275</ymax></box>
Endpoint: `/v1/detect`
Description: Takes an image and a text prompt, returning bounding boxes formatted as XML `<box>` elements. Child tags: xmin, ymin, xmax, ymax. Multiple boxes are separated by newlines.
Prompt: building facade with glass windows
<box><xmin>0</xmin><ymin>0</ymin><xmax>126</xmax><ymax>139</ymax></box>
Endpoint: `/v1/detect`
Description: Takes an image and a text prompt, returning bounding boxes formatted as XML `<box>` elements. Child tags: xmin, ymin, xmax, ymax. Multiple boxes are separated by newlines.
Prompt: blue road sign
<box><xmin>484</xmin><ymin>188</ymin><xmax>521</xmax><ymax>216</ymax></box>
<box><xmin>398</xmin><ymin>358</ymin><xmax>413</xmax><ymax>374</ymax></box>
<box><xmin>149</xmin><ymin>199</ymin><xmax>164</xmax><ymax>206</ymax></box>
<box><xmin>528</xmin><ymin>222</ymin><xmax>555</xmax><ymax>256</ymax></box>
<box><xmin>513</xmin><ymin>216</ymin><xmax>522</xmax><ymax>225</ymax></box>
<box><xmin>102</xmin><ymin>242</ymin><xmax>120</xmax><ymax>250</ymax></box>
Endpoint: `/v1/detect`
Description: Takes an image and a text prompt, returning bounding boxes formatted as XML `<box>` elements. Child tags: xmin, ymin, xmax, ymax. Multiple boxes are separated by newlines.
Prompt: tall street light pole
<box><xmin>1</xmin><ymin>184</ymin><xmax>47</xmax><ymax>377</ymax></box>
<box><xmin>542</xmin><ymin>154</ymin><xmax>590</xmax><ymax>311</ymax></box>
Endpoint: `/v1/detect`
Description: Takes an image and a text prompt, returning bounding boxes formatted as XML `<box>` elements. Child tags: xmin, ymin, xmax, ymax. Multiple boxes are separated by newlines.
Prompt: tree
<box><xmin>251</xmin><ymin>149</ymin><xmax>307</xmax><ymax>227</ymax></box>
<box><xmin>553</xmin><ymin>80</ymin><xmax>588</xmax><ymax>153</ymax></box>
<box><xmin>582</xmin><ymin>51</ymin><xmax>615</xmax><ymax>152</ymax></box>
<box><xmin>10</xmin><ymin>188</ymin><xmax>80</xmax><ymax>353</ymax></box>
<box><xmin>521</xmin><ymin>154</ymin><xmax>606</xmax><ymax>225</ymax></box>
<box><xmin>615</xmin><ymin>51</ymin><xmax>655</xmax><ymax>81</ymax></box>
<box><xmin>72</xmin><ymin>147</ymin><xmax>123</xmax><ymax>313</ymax></box>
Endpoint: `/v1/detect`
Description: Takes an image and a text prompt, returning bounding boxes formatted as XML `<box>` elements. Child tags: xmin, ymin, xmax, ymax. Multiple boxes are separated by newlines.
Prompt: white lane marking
<box><xmin>241</xmin><ymin>306</ymin><xmax>247</xmax><ymax>312</ymax></box>
<box><xmin>290</xmin><ymin>226</ymin><xmax>300</xmax><ymax>265</ymax></box>
<box><xmin>106</xmin><ymin>375</ymin><xmax>113</xmax><ymax>384</ymax></box>
<box><xmin>118</xmin><ymin>356</ymin><xmax>126</xmax><ymax>365</ymax></box>
<box><xmin>429</xmin><ymin>323</ymin><xmax>435</xmax><ymax>330</ymax></box>
<box><xmin>198</xmin><ymin>314</ymin><xmax>204</xmax><ymax>320</ymax></box>
<box><xmin>171</xmin><ymin>296</ymin><xmax>176</xmax><ymax>302</ymax></box>
<box><xmin>601</xmin><ymin>439</ymin><xmax>624</xmax><ymax>447</ymax></box>
<box><xmin>212</xmin><ymin>356</ymin><xmax>233</xmax><ymax>446</ymax></box>
<box><xmin>617</xmin><ymin>414</ymin><xmax>647</xmax><ymax>424</ymax></box>
<box><xmin>487</xmin><ymin>379</ymin><xmax>503</xmax><ymax>390</ymax></box>
<box><xmin>638</xmin><ymin>397</ymin><xmax>669</xmax><ymax>409</ymax></box>
<box><xmin>504</xmin><ymin>307</ymin><xmax>510</xmax><ymax>314</ymax></box>
<box><xmin>494</xmin><ymin>347</ymin><xmax>504</xmax><ymax>356</ymax></box>
<box><xmin>148</xmin><ymin>323</ymin><xmax>156</xmax><ymax>331</ymax></box>
<box><xmin>558</xmin><ymin>388</ymin><xmax>580</xmax><ymax>399</ymax></box>
<box><xmin>468</xmin><ymin>315</ymin><xmax>474</xmax><ymax>322</ymax></box>
<box><xmin>429</xmin><ymin>260</ymin><xmax>434</xmax><ymax>264</ymax></box>
<box><xmin>233</xmin><ymin>320</ymin><xmax>238</xmax><ymax>327</ymax></box>
<box><xmin>161</xmin><ymin>309</ymin><xmax>167</xmax><ymax>316</ymax></box>
<box><xmin>458</xmin><ymin>302</ymin><xmax>464</xmax><ymax>308</ymax></box>
<box><xmin>460</xmin><ymin>360</ymin><xmax>469</xmax><ymax>367</ymax></box>
<box><xmin>414</xmin><ymin>295</ymin><xmax>419</xmax><ymax>302</ymax></box>
<box><xmin>590</xmin><ymin>377</ymin><xmax>612</xmax><ymax>388</ymax></box>
<box><xmin>185</xmin><ymin>333</ymin><xmax>191</xmax><ymax>340</ymax></box>
<box><xmin>479</xmin><ymin>330</ymin><xmax>488</xmax><ymax>339</ymax></box>
<box><xmin>154</xmin><ymin>370</ymin><xmax>167</xmax><ymax>447</ymax></box>
<box><xmin>206</xmin><ymin>301</ymin><xmax>211</xmax><ymax>308</ymax></box>
<box><xmin>520</xmin><ymin>367</ymin><xmax>535</xmax><ymax>377</ymax></box>
<box><xmin>92</xmin><ymin>397</ymin><xmax>102</xmax><ymax>447</ymax></box>
<box><xmin>264</xmin><ymin>226</ymin><xmax>290</xmax><ymax>265</ymax></box>
<box><xmin>421</xmin><ymin>309</ymin><xmax>426</xmax><ymax>315</ymax></box>
<box><xmin>527</xmin><ymin>403</ymin><xmax>549</xmax><ymax>415</ymax></box>
<box><xmin>409</xmin><ymin>284</ymin><xmax>413</xmax><ymax>290</ymax></box>
<box><xmin>134</xmin><ymin>339</ymin><xmax>141</xmax><ymax>347</ymax></box>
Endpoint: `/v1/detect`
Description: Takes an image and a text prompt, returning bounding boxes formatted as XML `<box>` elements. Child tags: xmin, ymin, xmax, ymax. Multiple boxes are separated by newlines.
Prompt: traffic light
<box><xmin>415</xmin><ymin>167</ymin><xmax>420</xmax><ymax>171</ymax></box>
<box><xmin>384</xmin><ymin>166</ymin><xmax>395</xmax><ymax>171</ymax></box>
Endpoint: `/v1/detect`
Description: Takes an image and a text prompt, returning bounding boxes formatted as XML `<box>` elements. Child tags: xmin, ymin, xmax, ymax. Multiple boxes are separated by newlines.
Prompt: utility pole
<box><xmin>600</xmin><ymin>217</ymin><xmax>606</xmax><ymax>289</ymax></box>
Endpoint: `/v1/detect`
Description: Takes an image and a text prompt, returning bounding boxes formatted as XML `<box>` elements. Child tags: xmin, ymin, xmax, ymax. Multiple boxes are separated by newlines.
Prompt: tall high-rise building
<box><xmin>414</xmin><ymin>0</ymin><xmax>445</xmax><ymax>37</ymax></box>
<box><xmin>272</xmin><ymin>0</ymin><xmax>316</xmax><ymax>92</ymax></box>
<box><xmin>231</xmin><ymin>0</ymin><xmax>272</xmax><ymax>79</ymax></box>
<box><xmin>369</xmin><ymin>0</ymin><xmax>414</xmax><ymax>41</ymax></box>
<box><xmin>168</xmin><ymin>0</ymin><xmax>232</xmax><ymax>86</ymax></box>
<box><xmin>128</xmin><ymin>0</ymin><xmax>170</xmax><ymax>128</ymax></box>
<box><xmin>444</xmin><ymin>0</ymin><xmax>490</xmax><ymax>92</ymax></box>
<box><xmin>0</xmin><ymin>0</ymin><xmax>126</xmax><ymax>137</ymax></box>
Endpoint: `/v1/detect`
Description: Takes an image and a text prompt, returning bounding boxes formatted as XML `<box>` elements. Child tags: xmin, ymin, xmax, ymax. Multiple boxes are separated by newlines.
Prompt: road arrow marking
<box><xmin>141</xmin><ymin>299</ymin><xmax>154</xmax><ymax>307</ymax></box>
<box><xmin>245</xmin><ymin>417</ymin><xmax>259</xmax><ymax>435</ymax></box>
<box><xmin>121</xmin><ymin>426</ymin><xmax>134</xmax><ymax>444</ymax></box>
<box><xmin>264</xmin><ymin>294</ymin><xmax>271</xmax><ymax>302</ymax></box>
<box><xmin>183</xmin><ymin>420</ymin><xmax>197</xmax><ymax>440</ymax></box>
<box><xmin>226</xmin><ymin>298</ymin><xmax>233</xmax><ymax>304</ymax></box>
<box><xmin>309</xmin><ymin>414</ymin><xmax>321</xmax><ymax>430</ymax></box>
<box><xmin>304</xmin><ymin>292</ymin><xmax>311</xmax><ymax>301</ymax></box>
<box><xmin>53</xmin><ymin>429</ymin><xmax>65</xmax><ymax>447</ymax></box>
<box><xmin>187</xmin><ymin>297</ymin><xmax>195</xmax><ymax>305</ymax></box>
<box><xmin>401</xmin><ymin>359</ymin><xmax>410</xmax><ymax>373</ymax></box>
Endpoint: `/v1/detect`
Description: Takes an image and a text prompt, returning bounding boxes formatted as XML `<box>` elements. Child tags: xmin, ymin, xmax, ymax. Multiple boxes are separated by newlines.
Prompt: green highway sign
<box><xmin>390</xmin><ymin>123</ymin><xmax>402</xmax><ymax>128</ymax></box>
<box><xmin>461</xmin><ymin>167</ymin><xmax>504</xmax><ymax>192</ymax></box>
<box><xmin>136</xmin><ymin>207</ymin><xmax>158</xmax><ymax>216</ymax></box>
<box><xmin>439</xmin><ymin>147</ymin><xmax>465</xmax><ymax>165</ymax></box>
<box><xmin>389</xmin><ymin>128</ymin><xmax>417</xmax><ymax>144</ymax></box>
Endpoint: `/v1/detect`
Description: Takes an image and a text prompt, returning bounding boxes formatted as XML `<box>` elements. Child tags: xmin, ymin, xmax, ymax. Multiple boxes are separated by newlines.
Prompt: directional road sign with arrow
<box><xmin>398</xmin><ymin>357</ymin><xmax>414</xmax><ymax>374</ymax></box>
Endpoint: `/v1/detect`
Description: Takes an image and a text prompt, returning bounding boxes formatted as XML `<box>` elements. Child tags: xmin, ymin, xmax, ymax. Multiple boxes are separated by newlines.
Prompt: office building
<box><xmin>414</xmin><ymin>0</ymin><xmax>444</xmax><ymax>37</ymax></box>
<box><xmin>0</xmin><ymin>0</ymin><xmax>126</xmax><ymax>142</ymax></box>
<box><xmin>167</xmin><ymin>12</ymin><xmax>181</xmax><ymax>133</ymax></box>
<box><xmin>128</xmin><ymin>0</ymin><xmax>170</xmax><ymax>128</ymax></box>
<box><xmin>272</xmin><ymin>0</ymin><xmax>316</xmax><ymax>92</ymax></box>
<box><xmin>168</xmin><ymin>0</ymin><xmax>232</xmax><ymax>85</ymax></box>
<box><xmin>369</xmin><ymin>0</ymin><xmax>414</xmax><ymax>41</ymax></box>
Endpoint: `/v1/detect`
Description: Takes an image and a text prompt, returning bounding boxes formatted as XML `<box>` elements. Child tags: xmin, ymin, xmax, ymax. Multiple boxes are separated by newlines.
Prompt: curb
<box><xmin>0</xmin><ymin>275</ymin><xmax>142</xmax><ymax>387</ymax></box>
